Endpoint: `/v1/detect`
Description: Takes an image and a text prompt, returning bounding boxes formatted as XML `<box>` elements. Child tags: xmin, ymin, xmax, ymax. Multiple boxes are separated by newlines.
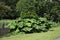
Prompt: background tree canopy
<box><xmin>16</xmin><ymin>0</ymin><xmax>60</xmax><ymax>22</ymax></box>
<box><xmin>16</xmin><ymin>0</ymin><xmax>39</xmax><ymax>18</ymax></box>
<box><xmin>0</xmin><ymin>0</ymin><xmax>19</xmax><ymax>19</ymax></box>
<box><xmin>0</xmin><ymin>0</ymin><xmax>60</xmax><ymax>22</ymax></box>
<box><xmin>0</xmin><ymin>2</ymin><xmax>11</xmax><ymax>19</ymax></box>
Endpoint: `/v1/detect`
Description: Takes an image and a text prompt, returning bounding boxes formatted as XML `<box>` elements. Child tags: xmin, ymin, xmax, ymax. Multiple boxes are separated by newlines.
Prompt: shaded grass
<box><xmin>0</xmin><ymin>25</ymin><xmax>60</xmax><ymax>40</ymax></box>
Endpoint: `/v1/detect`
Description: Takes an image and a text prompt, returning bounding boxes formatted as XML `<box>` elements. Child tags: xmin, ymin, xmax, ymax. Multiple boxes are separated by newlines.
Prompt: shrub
<box><xmin>6</xmin><ymin>17</ymin><xmax>57</xmax><ymax>34</ymax></box>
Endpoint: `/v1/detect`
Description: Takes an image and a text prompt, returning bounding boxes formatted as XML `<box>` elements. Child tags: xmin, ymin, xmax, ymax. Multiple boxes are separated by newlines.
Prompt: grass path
<box><xmin>0</xmin><ymin>26</ymin><xmax>60</xmax><ymax>40</ymax></box>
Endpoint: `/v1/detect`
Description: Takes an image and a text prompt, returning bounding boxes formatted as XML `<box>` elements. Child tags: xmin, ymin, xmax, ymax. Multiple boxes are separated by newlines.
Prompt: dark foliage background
<box><xmin>0</xmin><ymin>0</ymin><xmax>60</xmax><ymax>22</ymax></box>
<box><xmin>0</xmin><ymin>0</ymin><xmax>19</xmax><ymax>19</ymax></box>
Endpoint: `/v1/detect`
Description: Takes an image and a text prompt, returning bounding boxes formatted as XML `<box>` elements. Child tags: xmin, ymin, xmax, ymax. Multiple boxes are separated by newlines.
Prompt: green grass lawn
<box><xmin>0</xmin><ymin>25</ymin><xmax>60</xmax><ymax>40</ymax></box>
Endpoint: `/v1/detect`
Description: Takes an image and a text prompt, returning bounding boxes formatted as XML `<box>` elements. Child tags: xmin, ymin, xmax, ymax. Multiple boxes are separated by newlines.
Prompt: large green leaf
<box><xmin>30</xmin><ymin>19</ymin><xmax>36</xmax><ymax>23</ymax></box>
<box><xmin>33</xmin><ymin>24</ymin><xmax>46</xmax><ymax>30</ymax></box>
<box><xmin>7</xmin><ymin>21</ymin><xmax>16</xmax><ymax>29</ymax></box>
<box><xmin>47</xmin><ymin>21</ymin><xmax>57</xmax><ymax>27</ymax></box>
<box><xmin>40</xmin><ymin>24</ymin><xmax>46</xmax><ymax>30</ymax></box>
<box><xmin>17</xmin><ymin>22</ymin><xmax>23</xmax><ymax>28</ymax></box>
<box><xmin>33</xmin><ymin>24</ymin><xmax>40</xmax><ymax>29</ymax></box>
<box><xmin>23</xmin><ymin>19</ymin><xmax>30</xmax><ymax>23</ymax></box>
<box><xmin>24</xmin><ymin>22</ymin><xmax>32</xmax><ymax>27</ymax></box>
<box><xmin>22</xmin><ymin>27</ymin><xmax>32</xmax><ymax>32</ymax></box>
<box><xmin>14</xmin><ymin>28</ymin><xmax>20</xmax><ymax>34</ymax></box>
<box><xmin>38</xmin><ymin>17</ymin><xmax>47</xmax><ymax>22</ymax></box>
<box><xmin>36</xmin><ymin>20</ymin><xmax>41</xmax><ymax>24</ymax></box>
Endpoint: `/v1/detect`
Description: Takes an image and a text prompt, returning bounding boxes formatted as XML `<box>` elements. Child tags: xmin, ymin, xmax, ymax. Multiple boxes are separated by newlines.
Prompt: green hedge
<box><xmin>6</xmin><ymin>17</ymin><xmax>57</xmax><ymax>34</ymax></box>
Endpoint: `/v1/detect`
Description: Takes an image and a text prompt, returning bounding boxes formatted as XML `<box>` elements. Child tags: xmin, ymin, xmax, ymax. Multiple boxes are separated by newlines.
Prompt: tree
<box><xmin>16</xmin><ymin>0</ymin><xmax>60</xmax><ymax>22</ymax></box>
<box><xmin>0</xmin><ymin>0</ymin><xmax>19</xmax><ymax>19</ymax></box>
<box><xmin>16</xmin><ymin>0</ymin><xmax>38</xmax><ymax>18</ymax></box>
<box><xmin>0</xmin><ymin>2</ymin><xmax>12</xmax><ymax>19</ymax></box>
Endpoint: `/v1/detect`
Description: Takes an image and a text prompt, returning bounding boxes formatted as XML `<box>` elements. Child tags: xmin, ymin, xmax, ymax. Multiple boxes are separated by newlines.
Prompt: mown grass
<box><xmin>0</xmin><ymin>25</ymin><xmax>60</xmax><ymax>40</ymax></box>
